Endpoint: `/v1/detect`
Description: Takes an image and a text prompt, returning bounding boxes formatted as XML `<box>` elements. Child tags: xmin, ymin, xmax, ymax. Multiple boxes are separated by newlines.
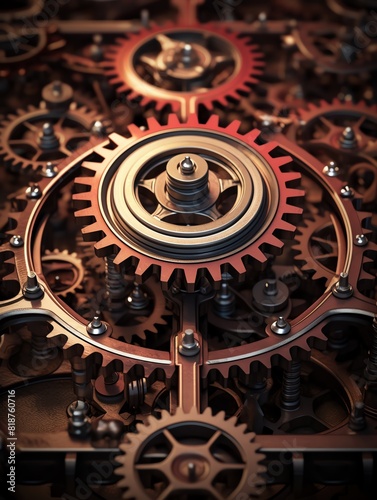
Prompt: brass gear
<box><xmin>41</xmin><ymin>249</ymin><xmax>85</xmax><ymax>298</ymax></box>
<box><xmin>73</xmin><ymin>114</ymin><xmax>304</xmax><ymax>291</ymax></box>
<box><xmin>117</xmin><ymin>407</ymin><xmax>265</xmax><ymax>499</ymax></box>
<box><xmin>0</xmin><ymin>102</ymin><xmax>100</xmax><ymax>173</ymax></box>
<box><xmin>103</xmin><ymin>23</ymin><xmax>264</xmax><ymax>119</ymax></box>
<box><xmin>295</xmin><ymin>98</ymin><xmax>377</xmax><ymax>157</ymax></box>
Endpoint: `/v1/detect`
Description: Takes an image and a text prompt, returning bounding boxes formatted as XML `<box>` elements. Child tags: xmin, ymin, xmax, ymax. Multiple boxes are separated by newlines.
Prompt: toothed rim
<box><xmin>117</xmin><ymin>407</ymin><xmax>266</xmax><ymax>499</ymax></box>
<box><xmin>103</xmin><ymin>23</ymin><xmax>264</xmax><ymax>113</ymax></box>
<box><xmin>73</xmin><ymin>114</ymin><xmax>303</xmax><ymax>289</ymax></box>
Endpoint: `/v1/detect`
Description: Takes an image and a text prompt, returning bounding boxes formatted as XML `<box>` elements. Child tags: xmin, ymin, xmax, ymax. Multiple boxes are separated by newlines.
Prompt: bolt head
<box><xmin>26</xmin><ymin>183</ymin><xmax>42</xmax><ymax>199</ymax></box>
<box><xmin>87</xmin><ymin>316</ymin><xmax>107</xmax><ymax>335</ymax></box>
<box><xmin>41</xmin><ymin>161</ymin><xmax>58</xmax><ymax>178</ymax></box>
<box><xmin>323</xmin><ymin>161</ymin><xmax>340</xmax><ymax>177</ymax></box>
<box><xmin>340</xmin><ymin>185</ymin><xmax>354</xmax><ymax>198</ymax></box>
<box><xmin>354</xmin><ymin>234</ymin><xmax>368</xmax><ymax>246</ymax></box>
<box><xmin>271</xmin><ymin>317</ymin><xmax>291</xmax><ymax>335</ymax></box>
<box><xmin>10</xmin><ymin>235</ymin><xmax>24</xmax><ymax>247</ymax></box>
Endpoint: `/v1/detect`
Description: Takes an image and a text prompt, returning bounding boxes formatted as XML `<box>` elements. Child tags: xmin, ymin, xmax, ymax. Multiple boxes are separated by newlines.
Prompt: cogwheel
<box><xmin>0</xmin><ymin>102</ymin><xmax>100</xmax><ymax>173</ymax></box>
<box><xmin>117</xmin><ymin>407</ymin><xmax>265</xmax><ymax>499</ymax></box>
<box><xmin>0</xmin><ymin>23</ymin><xmax>47</xmax><ymax>66</ymax></box>
<box><xmin>41</xmin><ymin>249</ymin><xmax>85</xmax><ymax>298</ymax></box>
<box><xmin>73</xmin><ymin>114</ymin><xmax>303</xmax><ymax>291</ymax></box>
<box><xmin>103</xmin><ymin>23</ymin><xmax>264</xmax><ymax>119</ymax></box>
<box><xmin>292</xmin><ymin>209</ymin><xmax>342</xmax><ymax>285</ymax></box>
<box><xmin>295</xmin><ymin>98</ymin><xmax>377</xmax><ymax>156</ymax></box>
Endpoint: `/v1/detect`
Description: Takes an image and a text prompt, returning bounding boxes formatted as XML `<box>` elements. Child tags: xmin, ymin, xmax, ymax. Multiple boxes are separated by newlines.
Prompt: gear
<box><xmin>0</xmin><ymin>1</ymin><xmax>44</xmax><ymax>22</ymax></box>
<box><xmin>295</xmin><ymin>98</ymin><xmax>377</xmax><ymax>157</ymax></box>
<box><xmin>41</xmin><ymin>249</ymin><xmax>85</xmax><ymax>298</ymax></box>
<box><xmin>73</xmin><ymin>114</ymin><xmax>303</xmax><ymax>291</ymax></box>
<box><xmin>0</xmin><ymin>100</ymin><xmax>101</xmax><ymax>173</ymax></box>
<box><xmin>117</xmin><ymin>407</ymin><xmax>265</xmax><ymax>499</ymax></box>
<box><xmin>292</xmin><ymin>209</ymin><xmax>343</xmax><ymax>285</ymax></box>
<box><xmin>292</xmin><ymin>22</ymin><xmax>377</xmax><ymax>74</ymax></box>
<box><xmin>104</xmin><ymin>23</ymin><xmax>264</xmax><ymax>118</ymax></box>
<box><xmin>0</xmin><ymin>23</ymin><xmax>47</xmax><ymax>66</ymax></box>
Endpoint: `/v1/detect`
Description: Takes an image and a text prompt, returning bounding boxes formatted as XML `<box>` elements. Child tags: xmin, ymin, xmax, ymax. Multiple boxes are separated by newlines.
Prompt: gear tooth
<box><xmin>206</xmin><ymin>115</ymin><xmax>220</xmax><ymax>128</ymax></box>
<box><xmin>73</xmin><ymin>176</ymin><xmax>97</xmax><ymax>187</ymax></box>
<box><xmin>186</xmin><ymin>114</ymin><xmax>200</xmax><ymax>127</ymax></box>
<box><xmin>279</xmin><ymin>220</ymin><xmax>296</xmax><ymax>232</ymax></box>
<box><xmin>82</xmin><ymin>222</ymin><xmax>103</xmax><ymax>236</ymax></box>
<box><xmin>127</xmin><ymin>123</ymin><xmax>144</xmax><ymax>137</ymax></box>
<box><xmin>225</xmin><ymin>120</ymin><xmax>241</xmax><ymax>133</ymax></box>
<box><xmin>167</xmin><ymin>114</ymin><xmax>181</xmax><ymax>127</ymax></box>
<box><xmin>332</xmin><ymin>97</ymin><xmax>341</xmax><ymax>106</ymax></box>
<box><xmin>272</xmin><ymin>155</ymin><xmax>293</xmax><ymax>168</ymax></box>
<box><xmin>267</xmin><ymin>234</ymin><xmax>285</xmax><ymax>249</ymax></box>
<box><xmin>146</xmin><ymin>116</ymin><xmax>161</xmax><ymax>130</ymax></box>
<box><xmin>258</xmin><ymin>141</ymin><xmax>279</xmax><ymax>154</ymax></box>
<box><xmin>183</xmin><ymin>267</ymin><xmax>198</xmax><ymax>288</ymax></box>
<box><xmin>287</xmin><ymin>204</ymin><xmax>304</xmax><ymax>215</ymax></box>
<box><xmin>249</xmin><ymin>247</ymin><xmax>268</xmax><ymax>263</ymax></box>
<box><xmin>93</xmin><ymin>235</ymin><xmax>115</xmax><ymax>254</ymax></box>
<box><xmin>73</xmin><ymin>206</ymin><xmax>95</xmax><ymax>218</ymax></box>
<box><xmin>282</xmin><ymin>171</ymin><xmax>301</xmax><ymax>183</ymax></box>
<box><xmin>134</xmin><ymin>259</ymin><xmax>153</xmax><ymax>280</ymax></box>
<box><xmin>244</xmin><ymin>129</ymin><xmax>260</xmax><ymax>143</ymax></box>
<box><xmin>81</xmin><ymin>161</ymin><xmax>103</xmax><ymax>172</ymax></box>
<box><xmin>308</xmin><ymin>102</ymin><xmax>319</xmax><ymax>111</ymax></box>
<box><xmin>115</xmin><ymin>36</ymin><xmax>127</xmax><ymax>46</ymax></box>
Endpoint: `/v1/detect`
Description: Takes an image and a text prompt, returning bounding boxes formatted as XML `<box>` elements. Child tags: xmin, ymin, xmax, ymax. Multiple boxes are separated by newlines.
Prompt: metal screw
<box><xmin>340</xmin><ymin>185</ymin><xmax>354</xmax><ymax>198</ymax></box>
<box><xmin>354</xmin><ymin>234</ymin><xmax>368</xmax><ymax>246</ymax></box>
<box><xmin>86</xmin><ymin>315</ymin><xmax>107</xmax><ymax>335</ymax></box>
<box><xmin>140</xmin><ymin>9</ymin><xmax>150</xmax><ymax>27</ymax></box>
<box><xmin>41</xmin><ymin>161</ymin><xmax>58</xmax><ymax>178</ymax></box>
<box><xmin>322</xmin><ymin>161</ymin><xmax>340</xmax><ymax>177</ymax></box>
<box><xmin>26</xmin><ymin>182</ymin><xmax>42</xmax><ymax>199</ymax></box>
<box><xmin>332</xmin><ymin>272</ymin><xmax>353</xmax><ymax>299</ymax></box>
<box><xmin>91</xmin><ymin>120</ymin><xmax>106</xmax><ymax>137</ymax></box>
<box><xmin>127</xmin><ymin>283</ymin><xmax>149</xmax><ymax>310</ymax></box>
<box><xmin>179</xmin><ymin>328</ymin><xmax>200</xmax><ymax>356</ymax></box>
<box><xmin>68</xmin><ymin>400</ymin><xmax>91</xmax><ymax>438</ymax></box>
<box><xmin>10</xmin><ymin>235</ymin><xmax>24</xmax><ymax>247</ymax></box>
<box><xmin>214</xmin><ymin>282</ymin><xmax>235</xmax><ymax>317</ymax></box>
<box><xmin>180</xmin><ymin>155</ymin><xmax>195</xmax><ymax>175</ymax></box>
<box><xmin>52</xmin><ymin>81</ymin><xmax>62</xmax><ymax>97</ymax></box>
<box><xmin>340</xmin><ymin>126</ymin><xmax>357</xmax><ymax>149</ymax></box>
<box><xmin>264</xmin><ymin>280</ymin><xmax>278</xmax><ymax>296</ymax></box>
<box><xmin>348</xmin><ymin>401</ymin><xmax>366</xmax><ymax>431</ymax></box>
<box><xmin>280</xmin><ymin>361</ymin><xmax>301</xmax><ymax>411</ymax></box>
<box><xmin>271</xmin><ymin>316</ymin><xmax>291</xmax><ymax>335</ymax></box>
<box><xmin>258</xmin><ymin>11</ymin><xmax>267</xmax><ymax>23</ymax></box>
<box><xmin>22</xmin><ymin>271</ymin><xmax>44</xmax><ymax>300</ymax></box>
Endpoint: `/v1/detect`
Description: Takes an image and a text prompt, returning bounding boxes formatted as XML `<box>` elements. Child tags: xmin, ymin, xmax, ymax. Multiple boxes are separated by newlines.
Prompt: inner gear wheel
<box><xmin>0</xmin><ymin>101</ymin><xmax>100</xmax><ymax>173</ymax></box>
<box><xmin>117</xmin><ymin>408</ymin><xmax>265</xmax><ymax>499</ymax></box>
<box><xmin>41</xmin><ymin>249</ymin><xmax>85</xmax><ymax>297</ymax></box>
<box><xmin>295</xmin><ymin>98</ymin><xmax>377</xmax><ymax>157</ymax></box>
<box><xmin>104</xmin><ymin>24</ymin><xmax>264</xmax><ymax>118</ymax></box>
<box><xmin>293</xmin><ymin>208</ymin><xmax>344</xmax><ymax>285</ymax></box>
<box><xmin>0</xmin><ymin>23</ymin><xmax>47</xmax><ymax>65</ymax></box>
<box><xmin>73</xmin><ymin>114</ymin><xmax>303</xmax><ymax>290</ymax></box>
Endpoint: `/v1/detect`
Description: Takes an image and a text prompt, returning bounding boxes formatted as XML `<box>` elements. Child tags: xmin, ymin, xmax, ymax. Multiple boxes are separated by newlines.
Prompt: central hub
<box><xmin>158</xmin><ymin>41</ymin><xmax>211</xmax><ymax>81</ymax></box>
<box><xmin>166</xmin><ymin>153</ymin><xmax>209</xmax><ymax>203</ymax></box>
<box><xmin>172</xmin><ymin>454</ymin><xmax>210</xmax><ymax>483</ymax></box>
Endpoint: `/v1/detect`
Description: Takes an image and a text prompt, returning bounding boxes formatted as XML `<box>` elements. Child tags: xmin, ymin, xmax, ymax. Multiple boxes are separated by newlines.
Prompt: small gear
<box><xmin>292</xmin><ymin>209</ymin><xmax>342</xmax><ymax>285</ymax></box>
<box><xmin>41</xmin><ymin>249</ymin><xmax>85</xmax><ymax>297</ymax></box>
<box><xmin>0</xmin><ymin>23</ymin><xmax>47</xmax><ymax>66</ymax></box>
<box><xmin>117</xmin><ymin>407</ymin><xmax>265</xmax><ymax>499</ymax></box>
<box><xmin>295</xmin><ymin>98</ymin><xmax>377</xmax><ymax>157</ymax></box>
<box><xmin>104</xmin><ymin>23</ymin><xmax>264</xmax><ymax>118</ymax></box>
<box><xmin>73</xmin><ymin>114</ymin><xmax>303</xmax><ymax>291</ymax></box>
<box><xmin>0</xmin><ymin>100</ymin><xmax>101</xmax><ymax>173</ymax></box>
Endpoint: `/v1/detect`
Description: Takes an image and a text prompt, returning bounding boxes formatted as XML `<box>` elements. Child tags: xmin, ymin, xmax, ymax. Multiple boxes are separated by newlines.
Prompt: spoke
<box><xmin>207</xmin><ymin>486</ymin><xmax>224</xmax><ymax>500</ymax></box>
<box><xmin>152</xmin><ymin>204</ymin><xmax>173</xmax><ymax>221</ymax></box>
<box><xmin>157</xmin><ymin>484</ymin><xmax>174</xmax><ymax>500</ymax></box>
<box><xmin>135</xmin><ymin>462</ymin><xmax>162</xmax><ymax>471</ymax></box>
<box><xmin>9</xmin><ymin>139</ymin><xmax>37</xmax><ymax>149</ymax></box>
<box><xmin>64</xmin><ymin>54</ymin><xmax>97</xmax><ymax>68</ymax></box>
<box><xmin>203</xmin><ymin>206</ymin><xmax>222</xmax><ymax>221</ymax></box>
<box><xmin>156</xmin><ymin>33</ymin><xmax>178</xmax><ymax>51</ymax></box>
<box><xmin>60</xmin><ymin>146</ymin><xmax>72</xmax><ymax>157</ymax></box>
<box><xmin>318</xmin><ymin>116</ymin><xmax>335</xmax><ymax>130</ymax></box>
<box><xmin>206</xmin><ymin>429</ymin><xmax>222</xmax><ymax>449</ymax></box>
<box><xmin>23</xmin><ymin>121</ymin><xmax>38</xmax><ymax>132</ymax></box>
<box><xmin>213</xmin><ymin>53</ymin><xmax>233</xmax><ymax>66</ymax></box>
<box><xmin>32</xmin><ymin>151</ymin><xmax>42</xmax><ymax>161</ymax></box>
<box><xmin>219</xmin><ymin>178</ymin><xmax>240</xmax><ymax>194</ymax></box>
<box><xmin>311</xmin><ymin>235</ymin><xmax>337</xmax><ymax>249</ymax></box>
<box><xmin>354</xmin><ymin>115</ymin><xmax>366</xmax><ymax>130</ymax></box>
<box><xmin>140</xmin><ymin>53</ymin><xmax>159</xmax><ymax>71</ymax></box>
<box><xmin>316</xmin><ymin>252</ymin><xmax>337</xmax><ymax>262</ymax></box>
<box><xmin>162</xmin><ymin>428</ymin><xmax>178</xmax><ymax>447</ymax></box>
<box><xmin>138</xmin><ymin>178</ymin><xmax>156</xmax><ymax>194</ymax></box>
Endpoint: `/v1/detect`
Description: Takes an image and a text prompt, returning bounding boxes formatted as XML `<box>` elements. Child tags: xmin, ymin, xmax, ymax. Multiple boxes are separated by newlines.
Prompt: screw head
<box><xmin>271</xmin><ymin>316</ymin><xmax>291</xmax><ymax>335</ymax></box>
<box><xmin>179</xmin><ymin>328</ymin><xmax>200</xmax><ymax>356</ymax></box>
<box><xmin>91</xmin><ymin>120</ymin><xmax>106</xmax><ymax>137</ymax></box>
<box><xmin>22</xmin><ymin>271</ymin><xmax>44</xmax><ymax>300</ymax></box>
<box><xmin>323</xmin><ymin>161</ymin><xmax>340</xmax><ymax>177</ymax></box>
<box><xmin>332</xmin><ymin>272</ymin><xmax>353</xmax><ymax>299</ymax></box>
<box><xmin>87</xmin><ymin>316</ymin><xmax>107</xmax><ymax>335</ymax></box>
<box><xmin>10</xmin><ymin>235</ymin><xmax>24</xmax><ymax>247</ymax></box>
<box><xmin>26</xmin><ymin>183</ymin><xmax>42</xmax><ymax>199</ymax></box>
<box><xmin>41</xmin><ymin>161</ymin><xmax>58</xmax><ymax>178</ymax></box>
<box><xmin>340</xmin><ymin>185</ymin><xmax>354</xmax><ymax>198</ymax></box>
<box><xmin>354</xmin><ymin>234</ymin><xmax>368</xmax><ymax>246</ymax></box>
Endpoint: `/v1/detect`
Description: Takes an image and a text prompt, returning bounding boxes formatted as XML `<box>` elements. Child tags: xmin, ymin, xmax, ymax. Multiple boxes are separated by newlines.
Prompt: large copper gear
<box><xmin>73</xmin><ymin>114</ymin><xmax>304</xmax><ymax>291</ymax></box>
<box><xmin>0</xmin><ymin>102</ymin><xmax>100</xmax><ymax>173</ymax></box>
<box><xmin>117</xmin><ymin>407</ymin><xmax>265</xmax><ymax>499</ymax></box>
<box><xmin>103</xmin><ymin>23</ymin><xmax>264</xmax><ymax>119</ymax></box>
<box><xmin>295</xmin><ymin>98</ymin><xmax>377</xmax><ymax>157</ymax></box>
